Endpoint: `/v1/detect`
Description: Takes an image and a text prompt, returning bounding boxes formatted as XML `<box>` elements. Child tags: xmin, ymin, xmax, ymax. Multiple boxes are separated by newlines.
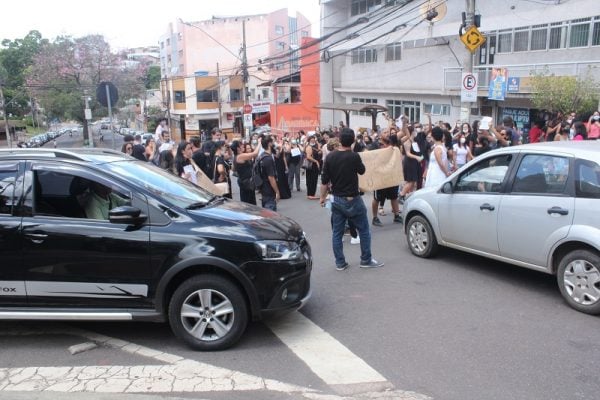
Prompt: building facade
<box><xmin>319</xmin><ymin>0</ymin><xmax>600</xmax><ymax>132</ymax></box>
<box><xmin>159</xmin><ymin>9</ymin><xmax>311</xmax><ymax>139</ymax></box>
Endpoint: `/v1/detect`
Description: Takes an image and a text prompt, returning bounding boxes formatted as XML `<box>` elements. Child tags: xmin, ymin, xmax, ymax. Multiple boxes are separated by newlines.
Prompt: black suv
<box><xmin>0</xmin><ymin>148</ymin><xmax>312</xmax><ymax>350</ymax></box>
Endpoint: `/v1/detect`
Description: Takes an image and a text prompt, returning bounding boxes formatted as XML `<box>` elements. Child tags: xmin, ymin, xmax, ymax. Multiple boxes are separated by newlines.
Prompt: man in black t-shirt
<box><xmin>320</xmin><ymin>128</ymin><xmax>384</xmax><ymax>271</ymax></box>
<box><xmin>258</xmin><ymin>136</ymin><xmax>280</xmax><ymax>211</ymax></box>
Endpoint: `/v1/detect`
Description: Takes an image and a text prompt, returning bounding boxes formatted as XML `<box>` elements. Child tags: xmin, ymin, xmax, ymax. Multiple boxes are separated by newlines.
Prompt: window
<box><xmin>497</xmin><ymin>30</ymin><xmax>512</xmax><ymax>53</ymax></box>
<box><xmin>196</xmin><ymin>90</ymin><xmax>218</xmax><ymax>102</ymax></box>
<box><xmin>178</xmin><ymin>50</ymin><xmax>183</xmax><ymax>58</ymax></box>
<box><xmin>575</xmin><ymin>159</ymin><xmax>600</xmax><ymax>198</ymax></box>
<box><xmin>275</xmin><ymin>25</ymin><xmax>284</xmax><ymax>35</ymax></box>
<box><xmin>262</xmin><ymin>89</ymin><xmax>270</xmax><ymax>100</ymax></box>
<box><xmin>0</xmin><ymin>169</ymin><xmax>16</xmax><ymax>215</ymax></box>
<box><xmin>277</xmin><ymin>42</ymin><xmax>286</xmax><ymax>51</ymax></box>
<box><xmin>352</xmin><ymin>98</ymin><xmax>377</xmax><ymax>116</ymax></box>
<box><xmin>593</xmin><ymin>19</ymin><xmax>600</xmax><ymax>46</ymax></box>
<box><xmin>351</xmin><ymin>0</ymin><xmax>382</xmax><ymax>16</ymax></box>
<box><xmin>455</xmin><ymin>155</ymin><xmax>513</xmax><ymax>193</ymax></box>
<box><xmin>301</xmin><ymin>30</ymin><xmax>309</xmax><ymax>37</ymax></box>
<box><xmin>351</xmin><ymin>48</ymin><xmax>378</xmax><ymax>64</ymax></box>
<box><xmin>230</xmin><ymin>89</ymin><xmax>242</xmax><ymax>102</ymax></box>
<box><xmin>290</xmin><ymin>87</ymin><xmax>301</xmax><ymax>103</ymax></box>
<box><xmin>174</xmin><ymin>90</ymin><xmax>185</xmax><ymax>104</ymax></box>
<box><xmin>513</xmin><ymin>28</ymin><xmax>529</xmax><ymax>52</ymax></box>
<box><xmin>512</xmin><ymin>154</ymin><xmax>569</xmax><ymax>194</ymax></box>
<box><xmin>570</xmin><ymin>18</ymin><xmax>591</xmax><ymax>47</ymax></box>
<box><xmin>33</xmin><ymin>171</ymin><xmax>130</xmax><ymax>219</ymax></box>
<box><xmin>530</xmin><ymin>24</ymin><xmax>548</xmax><ymax>50</ymax></box>
<box><xmin>423</xmin><ymin>103</ymin><xmax>451</xmax><ymax>116</ymax></box>
<box><xmin>386</xmin><ymin>100</ymin><xmax>420</xmax><ymax>122</ymax></box>
<box><xmin>385</xmin><ymin>42</ymin><xmax>402</xmax><ymax>61</ymax></box>
<box><xmin>549</xmin><ymin>22</ymin><xmax>567</xmax><ymax>49</ymax></box>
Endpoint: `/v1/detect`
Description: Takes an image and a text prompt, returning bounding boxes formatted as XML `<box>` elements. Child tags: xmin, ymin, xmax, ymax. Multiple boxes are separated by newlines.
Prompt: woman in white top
<box><xmin>425</xmin><ymin>126</ymin><xmax>451</xmax><ymax>188</ymax></box>
<box><xmin>452</xmin><ymin>133</ymin><xmax>473</xmax><ymax>169</ymax></box>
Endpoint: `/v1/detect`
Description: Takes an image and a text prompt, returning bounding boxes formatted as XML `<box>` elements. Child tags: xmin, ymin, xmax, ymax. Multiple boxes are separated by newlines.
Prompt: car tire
<box><xmin>169</xmin><ymin>275</ymin><xmax>248</xmax><ymax>351</ymax></box>
<box><xmin>557</xmin><ymin>250</ymin><xmax>600</xmax><ymax>315</ymax></box>
<box><xmin>406</xmin><ymin>215</ymin><xmax>439</xmax><ymax>258</ymax></box>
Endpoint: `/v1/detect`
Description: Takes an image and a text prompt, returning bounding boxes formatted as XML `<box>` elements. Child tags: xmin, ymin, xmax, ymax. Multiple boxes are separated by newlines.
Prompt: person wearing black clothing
<box><xmin>258</xmin><ymin>136</ymin><xmax>280</xmax><ymax>211</ymax></box>
<box><xmin>319</xmin><ymin>128</ymin><xmax>384</xmax><ymax>271</ymax></box>
<box><xmin>234</xmin><ymin>142</ymin><xmax>260</xmax><ymax>205</ymax></box>
<box><xmin>305</xmin><ymin>135</ymin><xmax>321</xmax><ymax>199</ymax></box>
<box><xmin>211</xmin><ymin>142</ymin><xmax>232</xmax><ymax>199</ymax></box>
<box><xmin>274</xmin><ymin>143</ymin><xmax>291</xmax><ymax>199</ymax></box>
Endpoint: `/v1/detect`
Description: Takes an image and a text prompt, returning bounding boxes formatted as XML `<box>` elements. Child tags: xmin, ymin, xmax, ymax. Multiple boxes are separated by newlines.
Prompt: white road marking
<box><xmin>266</xmin><ymin>313</ymin><xmax>394</xmax><ymax>395</ymax></box>
<box><xmin>0</xmin><ymin>322</ymin><xmax>431</xmax><ymax>399</ymax></box>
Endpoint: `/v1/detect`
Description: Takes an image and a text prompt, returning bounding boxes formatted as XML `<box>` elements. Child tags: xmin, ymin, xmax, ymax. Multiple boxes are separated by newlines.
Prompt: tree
<box><xmin>530</xmin><ymin>69</ymin><xmax>599</xmax><ymax>117</ymax></box>
<box><xmin>145</xmin><ymin>65</ymin><xmax>161</xmax><ymax>89</ymax></box>
<box><xmin>0</xmin><ymin>30</ymin><xmax>48</xmax><ymax>117</ymax></box>
<box><xmin>26</xmin><ymin>34</ymin><xmax>145</xmax><ymax>140</ymax></box>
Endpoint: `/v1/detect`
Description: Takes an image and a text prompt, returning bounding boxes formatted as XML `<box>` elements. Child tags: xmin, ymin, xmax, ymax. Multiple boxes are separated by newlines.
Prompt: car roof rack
<box><xmin>0</xmin><ymin>147</ymin><xmax>127</xmax><ymax>161</ymax></box>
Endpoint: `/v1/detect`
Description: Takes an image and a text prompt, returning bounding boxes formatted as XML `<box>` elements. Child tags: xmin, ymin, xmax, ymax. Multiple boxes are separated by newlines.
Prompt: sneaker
<box><xmin>350</xmin><ymin>236</ymin><xmax>360</xmax><ymax>245</ymax></box>
<box><xmin>336</xmin><ymin>262</ymin><xmax>349</xmax><ymax>271</ymax></box>
<box><xmin>360</xmin><ymin>259</ymin><xmax>384</xmax><ymax>268</ymax></box>
<box><xmin>393</xmin><ymin>214</ymin><xmax>403</xmax><ymax>224</ymax></box>
<box><xmin>372</xmin><ymin>217</ymin><xmax>383</xmax><ymax>226</ymax></box>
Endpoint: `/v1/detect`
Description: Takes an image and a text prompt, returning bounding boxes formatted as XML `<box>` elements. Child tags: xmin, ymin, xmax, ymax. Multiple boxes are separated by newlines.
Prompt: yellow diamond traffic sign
<box><xmin>460</xmin><ymin>25</ymin><xmax>486</xmax><ymax>53</ymax></box>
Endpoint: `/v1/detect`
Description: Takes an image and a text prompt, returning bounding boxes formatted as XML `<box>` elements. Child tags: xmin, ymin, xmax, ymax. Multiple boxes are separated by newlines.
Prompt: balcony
<box><xmin>443</xmin><ymin>60</ymin><xmax>600</xmax><ymax>93</ymax></box>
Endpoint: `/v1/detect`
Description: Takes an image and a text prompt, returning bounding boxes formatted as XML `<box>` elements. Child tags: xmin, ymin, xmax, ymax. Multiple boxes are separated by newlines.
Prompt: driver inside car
<box><xmin>84</xmin><ymin>181</ymin><xmax>129</xmax><ymax>220</ymax></box>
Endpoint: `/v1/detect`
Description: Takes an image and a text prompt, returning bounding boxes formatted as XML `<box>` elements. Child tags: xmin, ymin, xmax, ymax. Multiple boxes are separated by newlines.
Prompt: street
<box><xmin>2</xmin><ymin>135</ymin><xmax>599</xmax><ymax>400</ymax></box>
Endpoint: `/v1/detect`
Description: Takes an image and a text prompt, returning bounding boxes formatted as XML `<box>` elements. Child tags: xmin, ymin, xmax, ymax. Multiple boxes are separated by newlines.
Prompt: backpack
<box><xmin>252</xmin><ymin>153</ymin><xmax>268</xmax><ymax>190</ymax></box>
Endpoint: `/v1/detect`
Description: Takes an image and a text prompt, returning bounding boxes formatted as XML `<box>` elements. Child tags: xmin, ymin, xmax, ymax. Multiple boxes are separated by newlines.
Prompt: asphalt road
<box><xmin>4</xmin><ymin>138</ymin><xmax>600</xmax><ymax>400</ymax></box>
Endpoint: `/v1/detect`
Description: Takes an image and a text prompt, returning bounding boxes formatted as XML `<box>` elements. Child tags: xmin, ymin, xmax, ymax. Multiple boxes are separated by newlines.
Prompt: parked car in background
<box><xmin>0</xmin><ymin>148</ymin><xmax>312</xmax><ymax>350</ymax></box>
<box><xmin>403</xmin><ymin>142</ymin><xmax>600</xmax><ymax>314</ymax></box>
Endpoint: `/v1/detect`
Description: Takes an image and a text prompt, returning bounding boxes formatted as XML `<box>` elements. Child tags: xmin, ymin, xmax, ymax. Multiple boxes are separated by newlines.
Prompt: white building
<box><xmin>319</xmin><ymin>0</ymin><xmax>600</xmax><ymax>131</ymax></box>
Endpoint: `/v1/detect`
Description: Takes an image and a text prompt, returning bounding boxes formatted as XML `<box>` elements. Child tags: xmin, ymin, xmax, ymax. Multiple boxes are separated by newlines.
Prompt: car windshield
<box><xmin>107</xmin><ymin>161</ymin><xmax>213</xmax><ymax>209</ymax></box>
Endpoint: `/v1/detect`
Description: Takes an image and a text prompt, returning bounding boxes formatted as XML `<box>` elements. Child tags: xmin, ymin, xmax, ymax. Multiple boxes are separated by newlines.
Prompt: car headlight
<box><xmin>255</xmin><ymin>240</ymin><xmax>302</xmax><ymax>261</ymax></box>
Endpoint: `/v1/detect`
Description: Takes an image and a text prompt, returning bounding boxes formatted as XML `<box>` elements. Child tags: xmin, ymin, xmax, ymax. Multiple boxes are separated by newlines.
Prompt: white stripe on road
<box><xmin>267</xmin><ymin>312</ymin><xmax>392</xmax><ymax>395</ymax></box>
<box><xmin>1</xmin><ymin>322</ymin><xmax>431</xmax><ymax>399</ymax></box>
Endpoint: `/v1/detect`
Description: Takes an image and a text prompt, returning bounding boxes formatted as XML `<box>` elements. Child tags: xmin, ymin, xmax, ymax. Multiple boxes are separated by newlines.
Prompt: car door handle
<box><xmin>547</xmin><ymin>207</ymin><xmax>569</xmax><ymax>216</ymax></box>
<box><xmin>24</xmin><ymin>232</ymin><xmax>48</xmax><ymax>244</ymax></box>
<box><xmin>480</xmin><ymin>203</ymin><xmax>495</xmax><ymax>211</ymax></box>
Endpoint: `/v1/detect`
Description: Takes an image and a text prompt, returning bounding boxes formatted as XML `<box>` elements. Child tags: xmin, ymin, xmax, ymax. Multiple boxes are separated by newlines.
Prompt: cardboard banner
<box><xmin>190</xmin><ymin>160</ymin><xmax>228</xmax><ymax>196</ymax></box>
<box><xmin>358</xmin><ymin>146</ymin><xmax>404</xmax><ymax>192</ymax></box>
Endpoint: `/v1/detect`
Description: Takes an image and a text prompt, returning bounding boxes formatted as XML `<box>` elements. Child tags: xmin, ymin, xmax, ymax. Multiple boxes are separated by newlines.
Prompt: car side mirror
<box><xmin>109</xmin><ymin>206</ymin><xmax>147</xmax><ymax>226</ymax></box>
<box><xmin>441</xmin><ymin>182</ymin><xmax>454</xmax><ymax>194</ymax></box>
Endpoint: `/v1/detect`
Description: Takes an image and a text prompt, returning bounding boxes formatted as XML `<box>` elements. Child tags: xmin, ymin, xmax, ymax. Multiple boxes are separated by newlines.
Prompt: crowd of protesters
<box><xmin>121</xmin><ymin>110</ymin><xmax>597</xmax><ymax>214</ymax></box>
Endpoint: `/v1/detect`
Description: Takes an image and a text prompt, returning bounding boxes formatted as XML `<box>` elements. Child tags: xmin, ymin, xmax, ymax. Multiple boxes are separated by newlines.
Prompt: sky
<box><xmin>1</xmin><ymin>0</ymin><xmax>321</xmax><ymax>50</ymax></box>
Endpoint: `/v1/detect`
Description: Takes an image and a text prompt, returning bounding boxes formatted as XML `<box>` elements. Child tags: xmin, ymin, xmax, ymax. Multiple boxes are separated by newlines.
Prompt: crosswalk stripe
<box><xmin>266</xmin><ymin>312</ymin><xmax>393</xmax><ymax>395</ymax></box>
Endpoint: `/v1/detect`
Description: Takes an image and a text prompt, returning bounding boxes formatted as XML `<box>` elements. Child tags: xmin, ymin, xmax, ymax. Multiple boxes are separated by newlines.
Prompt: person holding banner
<box><xmin>319</xmin><ymin>128</ymin><xmax>384</xmax><ymax>271</ymax></box>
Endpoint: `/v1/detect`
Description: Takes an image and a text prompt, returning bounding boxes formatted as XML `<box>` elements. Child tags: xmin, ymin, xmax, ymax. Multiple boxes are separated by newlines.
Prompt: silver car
<box><xmin>403</xmin><ymin>141</ymin><xmax>600</xmax><ymax>314</ymax></box>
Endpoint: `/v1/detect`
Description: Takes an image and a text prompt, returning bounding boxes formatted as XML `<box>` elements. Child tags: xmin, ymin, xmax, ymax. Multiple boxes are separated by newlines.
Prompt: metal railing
<box><xmin>443</xmin><ymin>60</ymin><xmax>600</xmax><ymax>92</ymax></box>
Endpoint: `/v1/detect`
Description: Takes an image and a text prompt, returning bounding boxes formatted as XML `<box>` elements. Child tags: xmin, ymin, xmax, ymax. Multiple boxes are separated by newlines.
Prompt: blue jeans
<box><xmin>262</xmin><ymin>196</ymin><xmax>277</xmax><ymax>211</ymax></box>
<box><xmin>288</xmin><ymin>162</ymin><xmax>301</xmax><ymax>190</ymax></box>
<box><xmin>330</xmin><ymin>196</ymin><xmax>372</xmax><ymax>267</ymax></box>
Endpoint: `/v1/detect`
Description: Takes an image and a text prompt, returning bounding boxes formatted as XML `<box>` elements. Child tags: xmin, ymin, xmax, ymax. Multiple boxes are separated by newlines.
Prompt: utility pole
<box><xmin>216</xmin><ymin>62</ymin><xmax>223</xmax><ymax>129</ymax></box>
<box><xmin>462</xmin><ymin>0</ymin><xmax>476</xmax><ymax>123</ymax></box>
<box><xmin>241</xmin><ymin>20</ymin><xmax>250</xmax><ymax>138</ymax></box>
<box><xmin>0</xmin><ymin>83</ymin><xmax>13</xmax><ymax>148</ymax></box>
<box><xmin>83</xmin><ymin>94</ymin><xmax>93</xmax><ymax>148</ymax></box>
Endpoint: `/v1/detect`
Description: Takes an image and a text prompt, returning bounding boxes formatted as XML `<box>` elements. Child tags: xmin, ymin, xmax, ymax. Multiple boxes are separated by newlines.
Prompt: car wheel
<box><xmin>407</xmin><ymin>215</ymin><xmax>438</xmax><ymax>258</ymax></box>
<box><xmin>557</xmin><ymin>250</ymin><xmax>600</xmax><ymax>315</ymax></box>
<box><xmin>169</xmin><ymin>275</ymin><xmax>248</xmax><ymax>351</ymax></box>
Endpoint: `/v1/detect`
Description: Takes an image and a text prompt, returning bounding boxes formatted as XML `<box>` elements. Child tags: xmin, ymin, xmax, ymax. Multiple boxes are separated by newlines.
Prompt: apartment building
<box><xmin>159</xmin><ymin>9</ymin><xmax>311</xmax><ymax>138</ymax></box>
<box><xmin>319</xmin><ymin>0</ymin><xmax>600</xmax><ymax>131</ymax></box>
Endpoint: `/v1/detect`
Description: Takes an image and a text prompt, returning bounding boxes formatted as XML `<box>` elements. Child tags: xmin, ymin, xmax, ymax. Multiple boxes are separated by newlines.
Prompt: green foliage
<box><xmin>145</xmin><ymin>66</ymin><xmax>161</xmax><ymax>89</ymax></box>
<box><xmin>530</xmin><ymin>69</ymin><xmax>599</xmax><ymax>116</ymax></box>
